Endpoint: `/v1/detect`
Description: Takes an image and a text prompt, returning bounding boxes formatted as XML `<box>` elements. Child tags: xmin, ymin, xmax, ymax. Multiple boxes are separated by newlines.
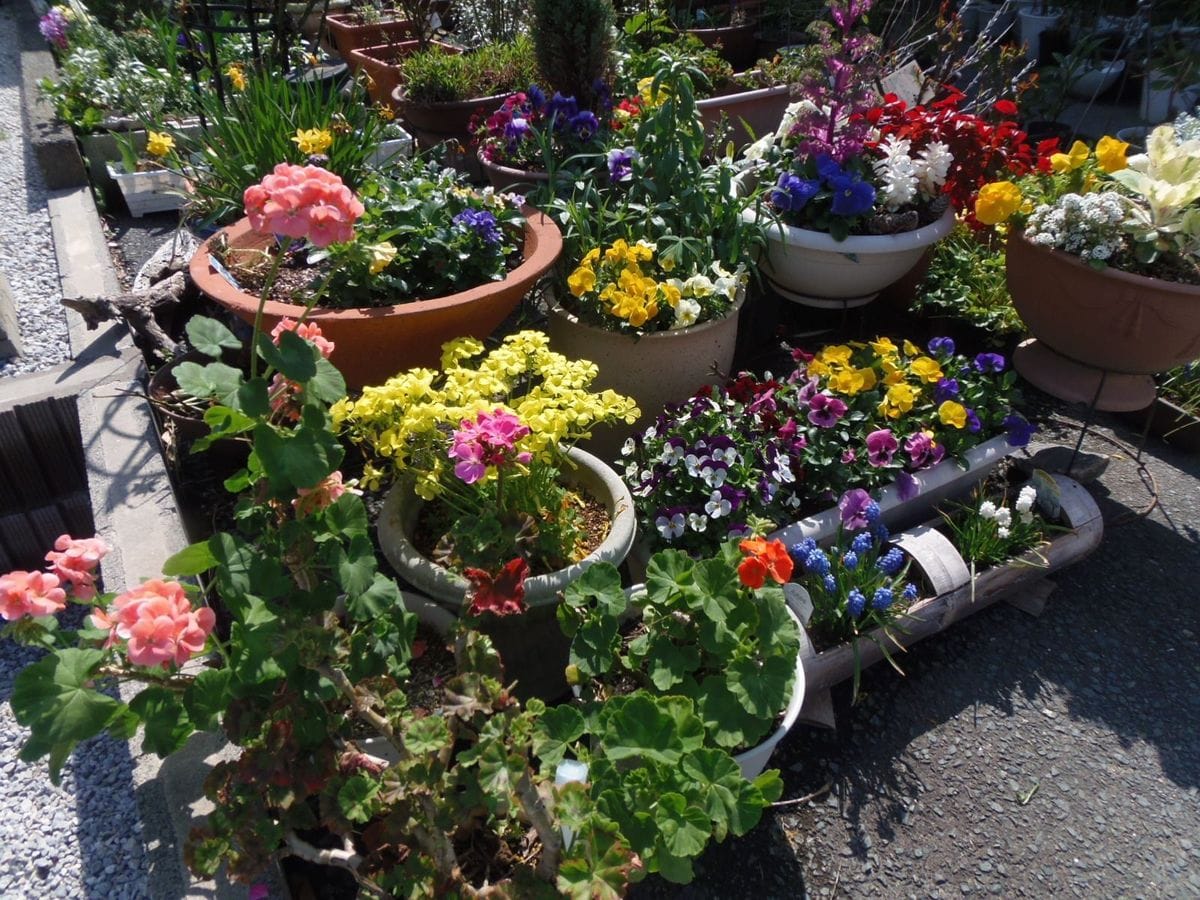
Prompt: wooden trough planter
<box><xmin>794</xmin><ymin>473</ymin><xmax>1104</xmax><ymax>728</ymax></box>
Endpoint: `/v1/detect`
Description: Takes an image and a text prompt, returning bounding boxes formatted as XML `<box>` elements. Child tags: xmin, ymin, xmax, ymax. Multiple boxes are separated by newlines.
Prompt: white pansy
<box><xmin>621</xmin><ymin>437</ymin><xmax>636</xmax><ymax>457</ymax></box>
<box><xmin>705</xmin><ymin>491</ymin><xmax>732</xmax><ymax>518</ymax></box>
<box><xmin>655</xmin><ymin>512</ymin><xmax>686</xmax><ymax>540</ymax></box>
<box><xmin>700</xmin><ymin>463</ymin><xmax>727</xmax><ymax>488</ymax></box>
<box><xmin>682</xmin><ymin>274</ymin><xmax>715</xmax><ymax>297</ymax></box>
<box><xmin>673</xmin><ymin>297</ymin><xmax>702</xmax><ymax>329</ymax></box>
<box><xmin>688</xmin><ymin>512</ymin><xmax>708</xmax><ymax>532</ymax></box>
<box><xmin>684</xmin><ymin>453</ymin><xmax>703</xmax><ymax>477</ymax></box>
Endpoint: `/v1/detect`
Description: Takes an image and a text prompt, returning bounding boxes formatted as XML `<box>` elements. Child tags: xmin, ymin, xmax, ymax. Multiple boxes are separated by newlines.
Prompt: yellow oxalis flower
<box><xmin>909</xmin><ymin>356</ymin><xmax>944</xmax><ymax>384</ymax></box>
<box><xmin>225</xmin><ymin>63</ymin><xmax>247</xmax><ymax>91</ymax></box>
<box><xmin>145</xmin><ymin>131</ymin><xmax>174</xmax><ymax>158</ymax></box>
<box><xmin>293</xmin><ymin>128</ymin><xmax>334</xmax><ymax>155</ymax></box>
<box><xmin>1094</xmin><ymin>135</ymin><xmax>1129</xmax><ymax>173</ymax></box>
<box><xmin>938</xmin><ymin>400</ymin><xmax>968</xmax><ymax>429</ymax></box>
<box><xmin>366</xmin><ymin>241</ymin><xmax>397</xmax><ymax>275</ymax></box>
<box><xmin>975</xmin><ymin>181</ymin><xmax>1023</xmax><ymax>225</ymax></box>
<box><xmin>1050</xmin><ymin>140</ymin><xmax>1090</xmax><ymax>174</ymax></box>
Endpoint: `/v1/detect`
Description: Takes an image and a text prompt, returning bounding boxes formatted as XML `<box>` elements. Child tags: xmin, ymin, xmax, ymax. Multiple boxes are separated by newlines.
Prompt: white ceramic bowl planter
<box><xmin>733</xmin><ymin>605</ymin><xmax>807</xmax><ymax>779</ymax></box>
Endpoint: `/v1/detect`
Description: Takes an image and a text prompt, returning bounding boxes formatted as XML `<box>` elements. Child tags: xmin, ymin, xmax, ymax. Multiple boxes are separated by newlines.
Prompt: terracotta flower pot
<box><xmin>347</xmin><ymin>39</ymin><xmax>457</xmax><ymax>107</ymax></box>
<box><xmin>325</xmin><ymin>13</ymin><xmax>414</xmax><ymax>60</ymax></box>
<box><xmin>476</xmin><ymin>152</ymin><xmax>553</xmax><ymax>194</ymax></box>
<box><xmin>376</xmin><ymin>447</ymin><xmax>636</xmax><ymax>700</ymax></box>
<box><xmin>1005</xmin><ymin>229</ymin><xmax>1200</xmax><ymax>411</ymax></box>
<box><xmin>187</xmin><ymin>209</ymin><xmax>563</xmax><ymax>390</ymax></box>
<box><xmin>697</xmin><ymin>81</ymin><xmax>790</xmax><ymax>152</ymax></box>
<box><xmin>393</xmin><ymin>86</ymin><xmax>508</xmax><ymax>177</ymax></box>
<box><xmin>545</xmin><ymin>288</ymin><xmax>746</xmax><ymax>459</ymax></box>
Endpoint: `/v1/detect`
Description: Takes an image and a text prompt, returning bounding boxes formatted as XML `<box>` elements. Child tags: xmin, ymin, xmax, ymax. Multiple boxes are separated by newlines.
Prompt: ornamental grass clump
<box><xmin>335</xmin><ymin>331</ymin><xmax>639</xmax><ymax>575</ymax></box>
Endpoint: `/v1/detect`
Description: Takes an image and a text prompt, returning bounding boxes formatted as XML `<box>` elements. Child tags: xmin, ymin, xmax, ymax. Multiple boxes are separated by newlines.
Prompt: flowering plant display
<box><xmin>566</xmin><ymin>237</ymin><xmax>746</xmax><ymax>333</ymax></box>
<box><xmin>475</xmin><ymin>84</ymin><xmax>611</xmax><ymax>171</ymax></box>
<box><xmin>335</xmin><ymin>331</ymin><xmax>639</xmax><ymax>573</ymax></box>
<box><xmin>623</xmin><ymin>372</ymin><xmax>811</xmax><ymax>557</ymax></box>
<box><xmin>939</xmin><ymin>478</ymin><xmax>1054</xmax><ymax>569</ymax></box>
<box><xmin>789</xmin><ymin>489</ymin><xmax>919</xmax><ymax>669</ymax></box>
<box><xmin>315</xmin><ymin>162</ymin><xmax>529</xmax><ymax>308</ymax></box>
<box><xmin>39</xmin><ymin>5</ymin><xmax>75</xmax><ymax>50</ymax></box>
<box><xmin>975</xmin><ymin>127</ymin><xmax>1200</xmax><ymax>284</ymax></box>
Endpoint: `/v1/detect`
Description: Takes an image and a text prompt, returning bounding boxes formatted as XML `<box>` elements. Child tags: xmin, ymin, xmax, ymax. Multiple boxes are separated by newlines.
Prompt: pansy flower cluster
<box><xmin>624</xmin><ymin>374</ymin><xmax>810</xmax><ymax>556</ymax></box>
<box><xmin>474</xmin><ymin>84</ymin><xmax>610</xmax><ymax>171</ymax></box>
<box><xmin>791</xmin><ymin>336</ymin><xmax>1034</xmax><ymax>500</ymax></box>
<box><xmin>566</xmin><ymin>238</ymin><xmax>744</xmax><ymax>333</ymax></box>
<box><xmin>789</xmin><ymin>489</ymin><xmax>920</xmax><ymax>652</ymax></box>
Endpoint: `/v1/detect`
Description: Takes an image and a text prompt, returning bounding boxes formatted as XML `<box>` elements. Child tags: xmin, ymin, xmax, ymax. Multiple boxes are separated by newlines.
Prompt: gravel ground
<box><xmin>0</xmin><ymin>2</ymin><xmax>71</xmax><ymax>378</ymax></box>
<box><xmin>632</xmin><ymin>407</ymin><xmax>1200</xmax><ymax>899</ymax></box>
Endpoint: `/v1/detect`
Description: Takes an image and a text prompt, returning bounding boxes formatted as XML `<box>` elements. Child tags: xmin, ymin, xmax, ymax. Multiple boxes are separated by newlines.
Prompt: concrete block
<box><xmin>0</xmin><ymin>272</ymin><xmax>22</xmax><ymax>357</ymax></box>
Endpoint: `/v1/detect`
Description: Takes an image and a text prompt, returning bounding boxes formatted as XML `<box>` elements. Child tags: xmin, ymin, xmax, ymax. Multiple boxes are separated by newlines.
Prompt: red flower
<box><xmin>993</xmin><ymin>99</ymin><xmax>1018</xmax><ymax>117</ymax></box>
<box><xmin>737</xmin><ymin>538</ymin><xmax>794</xmax><ymax>589</ymax></box>
<box><xmin>463</xmin><ymin>558</ymin><xmax>530</xmax><ymax>617</ymax></box>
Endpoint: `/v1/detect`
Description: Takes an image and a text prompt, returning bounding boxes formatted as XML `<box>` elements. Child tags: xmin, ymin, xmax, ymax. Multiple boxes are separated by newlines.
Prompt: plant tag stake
<box><xmin>555</xmin><ymin>760</ymin><xmax>589</xmax><ymax>849</ymax></box>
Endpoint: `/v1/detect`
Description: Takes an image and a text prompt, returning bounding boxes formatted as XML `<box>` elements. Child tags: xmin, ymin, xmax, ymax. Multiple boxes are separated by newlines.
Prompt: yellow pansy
<box><xmin>870</xmin><ymin>337</ymin><xmax>899</xmax><ymax>357</ymax></box>
<box><xmin>818</xmin><ymin>344</ymin><xmax>854</xmax><ymax>367</ymax></box>
<box><xmin>1094</xmin><ymin>135</ymin><xmax>1128</xmax><ymax>173</ymax></box>
<box><xmin>225</xmin><ymin>63</ymin><xmax>247</xmax><ymax>91</ymax></box>
<box><xmin>879</xmin><ymin>382</ymin><xmax>918</xmax><ymax>418</ymax></box>
<box><xmin>880</xmin><ymin>357</ymin><xmax>905</xmax><ymax>385</ymax></box>
<box><xmin>145</xmin><ymin>131</ymin><xmax>174</xmax><ymax>158</ymax></box>
<box><xmin>902</xmin><ymin>340</ymin><xmax>920</xmax><ymax>356</ymax></box>
<box><xmin>974</xmin><ymin>181</ymin><xmax>1023</xmax><ymax>225</ymax></box>
<box><xmin>806</xmin><ymin>358</ymin><xmax>831</xmax><ymax>378</ymax></box>
<box><xmin>293</xmin><ymin>127</ymin><xmax>334</xmax><ymax>155</ymax></box>
<box><xmin>938</xmin><ymin>400</ymin><xmax>967</xmax><ymax>429</ymax></box>
<box><xmin>582</xmin><ymin>248</ymin><xmax>601</xmax><ymax>266</ymax></box>
<box><xmin>661</xmin><ymin>281</ymin><xmax>682</xmax><ymax>308</ymax></box>
<box><xmin>1050</xmin><ymin>140</ymin><xmax>1089</xmax><ymax>174</ymax></box>
<box><xmin>829</xmin><ymin>368</ymin><xmax>873</xmax><ymax>396</ymax></box>
<box><xmin>909</xmin><ymin>356</ymin><xmax>944</xmax><ymax>384</ymax></box>
<box><xmin>567</xmin><ymin>264</ymin><xmax>596</xmax><ymax>297</ymax></box>
<box><xmin>366</xmin><ymin>241</ymin><xmax>397</xmax><ymax>275</ymax></box>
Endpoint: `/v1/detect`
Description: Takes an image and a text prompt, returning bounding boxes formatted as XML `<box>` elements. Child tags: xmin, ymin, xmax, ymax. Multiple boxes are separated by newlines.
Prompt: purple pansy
<box><xmin>974</xmin><ymin>352</ymin><xmax>1006</xmax><ymax>373</ymax></box>
<box><xmin>771</xmin><ymin>172</ymin><xmax>821</xmax><ymax>213</ymax></box>
<box><xmin>838</xmin><ymin>488</ymin><xmax>874</xmax><ymax>530</ymax></box>
<box><xmin>934</xmin><ymin>377</ymin><xmax>960</xmax><ymax>402</ymax></box>
<box><xmin>865</xmin><ymin>428</ymin><xmax>898</xmax><ymax>467</ymax></box>
<box><xmin>895</xmin><ymin>470</ymin><xmax>919</xmax><ymax>501</ymax></box>
<box><xmin>807</xmin><ymin>392</ymin><xmax>848</xmax><ymax>428</ymax></box>
<box><xmin>927</xmin><ymin>336</ymin><xmax>956</xmax><ymax>357</ymax></box>
<box><xmin>829</xmin><ymin>173</ymin><xmax>876</xmax><ymax>216</ymax></box>
<box><xmin>606</xmin><ymin>145</ymin><xmax>638</xmax><ymax>181</ymax></box>
<box><xmin>1003</xmin><ymin>413</ymin><xmax>1037</xmax><ymax>447</ymax></box>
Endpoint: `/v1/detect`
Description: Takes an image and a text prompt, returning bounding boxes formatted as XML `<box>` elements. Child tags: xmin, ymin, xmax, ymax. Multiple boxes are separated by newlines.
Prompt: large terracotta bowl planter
<box><xmin>326</xmin><ymin>14</ymin><xmax>414</xmax><ymax>61</ymax></box>
<box><xmin>1006</xmin><ymin>229</ymin><xmax>1200</xmax><ymax>411</ymax></box>
<box><xmin>377</xmin><ymin>446</ymin><xmax>635</xmax><ymax>699</ymax></box>
<box><xmin>697</xmin><ymin>81</ymin><xmax>790</xmax><ymax>151</ymax></box>
<box><xmin>188</xmin><ymin>209</ymin><xmax>563</xmax><ymax>390</ymax></box>
<box><xmin>393</xmin><ymin>86</ymin><xmax>507</xmax><ymax>158</ymax></box>
<box><xmin>545</xmin><ymin>288</ymin><xmax>745</xmax><ymax>458</ymax></box>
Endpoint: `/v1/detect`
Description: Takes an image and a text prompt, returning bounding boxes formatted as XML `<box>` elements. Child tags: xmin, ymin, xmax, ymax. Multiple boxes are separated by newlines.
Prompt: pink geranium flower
<box><xmin>45</xmin><ymin>534</ymin><xmax>109</xmax><ymax>600</ymax></box>
<box><xmin>293</xmin><ymin>471</ymin><xmax>360</xmax><ymax>518</ymax></box>
<box><xmin>243</xmin><ymin>163</ymin><xmax>364</xmax><ymax>248</ymax></box>
<box><xmin>0</xmin><ymin>570</ymin><xmax>67</xmax><ymax>621</ymax></box>
<box><xmin>448</xmin><ymin>409</ymin><xmax>531</xmax><ymax>483</ymax></box>
<box><xmin>270</xmin><ymin>318</ymin><xmax>335</xmax><ymax>359</ymax></box>
<box><xmin>90</xmin><ymin>579</ymin><xmax>215</xmax><ymax>669</ymax></box>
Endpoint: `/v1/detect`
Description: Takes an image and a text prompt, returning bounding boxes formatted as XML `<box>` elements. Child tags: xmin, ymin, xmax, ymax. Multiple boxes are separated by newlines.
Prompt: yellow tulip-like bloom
<box><xmin>567</xmin><ymin>264</ymin><xmax>596</xmax><ymax>298</ymax></box>
<box><xmin>225</xmin><ymin>63</ymin><xmax>247</xmax><ymax>91</ymax></box>
<box><xmin>366</xmin><ymin>241</ymin><xmax>397</xmax><ymax>275</ymax></box>
<box><xmin>1094</xmin><ymin>135</ymin><xmax>1129</xmax><ymax>173</ymax></box>
<box><xmin>293</xmin><ymin>127</ymin><xmax>334</xmax><ymax>155</ymax></box>
<box><xmin>909</xmin><ymin>356</ymin><xmax>944</xmax><ymax>384</ymax></box>
<box><xmin>1050</xmin><ymin>140</ymin><xmax>1090</xmax><ymax>174</ymax></box>
<box><xmin>376</xmin><ymin>104</ymin><xmax>396</xmax><ymax>122</ymax></box>
<box><xmin>975</xmin><ymin>181</ymin><xmax>1023</xmax><ymax>225</ymax></box>
<box><xmin>145</xmin><ymin>131</ymin><xmax>174</xmax><ymax>158</ymax></box>
<box><xmin>938</xmin><ymin>400</ymin><xmax>967</xmax><ymax>429</ymax></box>
<box><xmin>637</xmin><ymin>76</ymin><xmax>671</xmax><ymax>108</ymax></box>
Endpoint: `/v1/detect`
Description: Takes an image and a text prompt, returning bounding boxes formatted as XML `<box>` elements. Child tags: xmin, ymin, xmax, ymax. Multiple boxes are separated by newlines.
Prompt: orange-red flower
<box><xmin>737</xmin><ymin>538</ymin><xmax>794</xmax><ymax>589</ymax></box>
<box><xmin>464</xmin><ymin>558</ymin><xmax>530</xmax><ymax>617</ymax></box>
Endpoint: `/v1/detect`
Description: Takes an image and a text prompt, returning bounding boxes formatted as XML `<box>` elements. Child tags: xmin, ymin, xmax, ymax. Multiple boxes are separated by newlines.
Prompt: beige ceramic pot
<box><xmin>188</xmin><ymin>209</ymin><xmax>562</xmax><ymax>390</ymax></box>
<box><xmin>1006</xmin><ymin>229</ymin><xmax>1200</xmax><ymax>411</ymax></box>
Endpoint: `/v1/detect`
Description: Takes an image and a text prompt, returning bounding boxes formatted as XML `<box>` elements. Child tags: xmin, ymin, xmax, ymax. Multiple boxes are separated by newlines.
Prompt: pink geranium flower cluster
<box><xmin>242</xmin><ymin>164</ymin><xmax>365</xmax><ymax>248</ymax></box>
<box><xmin>0</xmin><ymin>534</ymin><xmax>109</xmax><ymax>622</ymax></box>
<box><xmin>293</xmin><ymin>470</ymin><xmax>361</xmax><ymax>518</ymax></box>
<box><xmin>268</xmin><ymin>319</ymin><xmax>335</xmax><ymax>421</ymax></box>
<box><xmin>271</xmin><ymin>317</ymin><xmax>336</xmax><ymax>359</ymax></box>
<box><xmin>91</xmin><ymin>579</ymin><xmax>216</xmax><ymax>670</ymax></box>
<box><xmin>448</xmin><ymin>409</ymin><xmax>532</xmax><ymax>484</ymax></box>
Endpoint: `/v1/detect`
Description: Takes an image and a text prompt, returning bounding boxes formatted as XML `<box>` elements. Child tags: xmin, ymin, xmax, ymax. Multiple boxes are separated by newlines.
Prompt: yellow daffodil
<box><xmin>938</xmin><ymin>400</ymin><xmax>967</xmax><ymax>429</ymax></box>
<box><xmin>1094</xmin><ymin>135</ymin><xmax>1129</xmax><ymax>173</ymax></box>
<box><xmin>225</xmin><ymin>63</ymin><xmax>247</xmax><ymax>91</ymax></box>
<box><xmin>376</xmin><ymin>104</ymin><xmax>396</xmax><ymax>122</ymax></box>
<box><xmin>974</xmin><ymin>181</ymin><xmax>1023</xmax><ymax>225</ymax></box>
<box><xmin>292</xmin><ymin>127</ymin><xmax>334</xmax><ymax>155</ymax></box>
<box><xmin>1050</xmin><ymin>140</ymin><xmax>1090</xmax><ymax>174</ymax></box>
<box><xmin>909</xmin><ymin>356</ymin><xmax>944</xmax><ymax>384</ymax></box>
<box><xmin>145</xmin><ymin>131</ymin><xmax>174</xmax><ymax>158</ymax></box>
<box><xmin>366</xmin><ymin>241</ymin><xmax>397</xmax><ymax>275</ymax></box>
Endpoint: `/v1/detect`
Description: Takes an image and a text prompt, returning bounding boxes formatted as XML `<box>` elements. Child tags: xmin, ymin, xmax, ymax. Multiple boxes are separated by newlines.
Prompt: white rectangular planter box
<box><xmin>105</xmin><ymin>162</ymin><xmax>189</xmax><ymax>217</ymax></box>
<box><xmin>368</xmin><ymin>132</ymin><xmax>414</xmax><ymax>169</ymax></box>
<box><xmin>80</xmin><ymin>119</ymin><xmax>204</xmax><ymax>195</ymax></box>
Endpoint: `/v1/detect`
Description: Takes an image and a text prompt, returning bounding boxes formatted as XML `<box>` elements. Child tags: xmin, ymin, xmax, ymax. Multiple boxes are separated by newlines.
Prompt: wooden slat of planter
<box><xmin>14</xmin><ymin>398</ymin><xmax>86</xmax><ymax>496</ymax></box>
<box><xmin>0</xmin><ymin>414</ymin><xmax>53</xmax><ymax>507</ymax></box>
<box><xmin>799</xmin><ymin>475</ymin><xmax>1103</xmax><ymax>707</ymax></box>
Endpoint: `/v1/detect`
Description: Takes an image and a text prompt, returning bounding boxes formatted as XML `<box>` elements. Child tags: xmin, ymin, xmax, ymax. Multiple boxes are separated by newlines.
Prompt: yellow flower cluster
<box><xmin>333</xmin><ymin>331</ymin><xmax>640</xmax><ymax>497</ymax></box>
<box><xmin>225</xmin><ymin>63</ymin><xmax>247</xmax><ymax>92</ymax></box>
<box><xmin>807</xmin><ymin>339</ymin><xmax>947</xmax><ymax>420</ymax></box>
<box><xmin>293</xmin><ymin>127</ymin><xmax>334</xmax><ymax>155</ymax></box>
<box><xmin>145</xmin><ymin>131</ymin><xmax>175</xmax><ymax>159</ymax></box>
<box><xmin>568</xmin><ymin>239</ymin><xmax>680</xmax><ymax>328</ymax></box>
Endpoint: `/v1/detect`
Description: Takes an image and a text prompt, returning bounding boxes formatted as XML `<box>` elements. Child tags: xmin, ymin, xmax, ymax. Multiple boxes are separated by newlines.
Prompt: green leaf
<box><xmin>253</xmin><ymin>422</ymin><xmax>340</xmax><ymax>492</ymax></box>
<box><xmin>645</xmin><ymin>636</ymin><xmax>700</xmax><ymax>692</ymax></box>
<box><xmin>324</xmin><ymin>493</ymin><xmax>369</xmax><ymax>538</ymax></box>
<box><xmin>308</xmin><ymin>356</ymin><xmax>347</xmax><ymax>403</ymax></box>
<box><xmin>349</xmin><ymin>573</ymin><xmax>402</xmax><ymax>621</ymax></box>
<box><xmin>600</xmin><ymin>693</ymin><xmax>703</xmax><ymax>766</ymax></box>
<box><xmin>336</xmin><ymin>535</ymin><xmax>377</xmax><ymax>596</ymax></box>
<box><xmin>236</xmin><ymin>377</ymin><xmax>271</xmax><ymax>418</ymax></box>
<box><xmin>186</xmin><ymin>316</ymin><xmax>242</xmax><ymax>357</ymax></box>
<box><xmin>694</xmin><ymin>676</ymin><xmax>758</xmax><ymax>750</ymax></box>
<box><xmin>562</xmin><ymin>562</ymin><xmax>626</xmax><ymax>617</ymax></box>
<box><xmin>183</xmin><ymin>668</ymin><xmax>232</xmax><ymax>731</ymax></box>
<box><xmin>645</xmin><ymin>550</ymin><xmax>696</xmax><ymax>601</ymax></box>
<box><xmin>680</xmin><ymin>748</ymin><xmax>767</xmax><ymax>839</ymax></box>
<box><xmin>556</xmin><ymin>817</ymin><xmax>637</xmax><ymax>900</ymax></box>
<box><xmin>404</xmin><ymin>716</ymin><xmax>450</xmax><ymax>755</ymax></box>
<box><xmin>201</xmin><ymin>404</ymin><xmax>255</xmax><ymax>438</ymax></box>
<box><xmin>10</xmin><ymin>649</ymin><xmax>125</xmax><ymax>784</ymax></box>
<box><xmin>728</xmin><ymin>654</ymin><xmax>794</xmax><ymax>720</ymax></box>
<box><xmin>338</xmin><ymin>774</ymin><xmax>381</xmax><ymax>824</ymax></box>
<box><xmin>691</xmin><ymin>557</ymin><xmax>739</xmax><ymax>620</ymax></box>
<box><xmin>129</xmin><ymin>687</ymin><xmax>193</xmax><ymax>757</ymax></box>
<box><xmin>568</xmin><ymin>615</ymin><xmax>620</xmax><ymax>678</ymax></box>
<box><xmin>160</xmin><ymin>541</ymin><xmax>218</xmax><ymax>577</ymax></box>
<box><xmin>533</xmin><ymin>705</ymin><xmax>586</xmax><ymax>770</ymax></box>
<box><xmin>470</xmin><ymin>740</ymin><xmax>525</xmax><ymax>814</ymax></box>
<box><xmin>257</xmin><ymin>330</ymin><xmax>316</xmax><ymax>382</ymax></box>
<box><xmin>653</xmin><ymin>792</ymin><xmax>710</xmax><ymax>858</ymax></box>
<box><xmin>173</xmin><ymin>361</ymin><xmax>244</xmax><ymax>405</ymax></box>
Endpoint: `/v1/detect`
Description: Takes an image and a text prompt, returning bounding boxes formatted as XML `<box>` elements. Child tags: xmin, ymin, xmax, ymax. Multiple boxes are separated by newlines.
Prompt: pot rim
<box><xmin>696</xmin><ymin>80</ymin><xmax>791</xmax><ymax>107</ymax></box>
<box><xmin>391</xmin><ymin>86</ymin><xmax>513</xmax><ymax>112</ymax></box>
<box><xmin>545</xmin><ymin>282</ymin><xmax>747</xmax><ymax>341</ymax></box>
<box><xmin>475</xmin><ymin>151</ymin><xmax>553</xmax><ymax>181</ymax></box>
<box><xmin>1009</xmin><ymin>228</ymin><xmax>1200</xmax><ymax>297</ymax></box>
<box><xmin>752</xmin><ymin>205</ymin><xmax>955</xmax><ymax>253</ymax></box>
<box><xmin>189</xmin><ymin>207</ymin><xmax>563</xmax><ymax>321</ymax></box>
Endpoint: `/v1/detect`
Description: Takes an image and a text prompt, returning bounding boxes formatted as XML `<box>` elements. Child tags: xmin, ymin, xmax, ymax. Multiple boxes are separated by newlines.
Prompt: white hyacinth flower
<box><xmin>1015</xmin><ymin>485</ymin><xmax>1037</xmax><ymax>514</ymax></box>
<box><xmin>979</xmin><ymin>500</ymin><xmax>998</xmax><ymax>520</ymax></box>
<box><xmin>997</xmin><ymin>525</ymin><xmax>1011</xmax><ymax>539</ymax></box>
<box><xmin>915</xmin><ymin>140</ymin><xmax>952</xmax><ymax>194</ymax></box>
<box><xmin>993</xmin><ymin>507</ymin><xmax>1013</xmax><ymax>529</ymax></box>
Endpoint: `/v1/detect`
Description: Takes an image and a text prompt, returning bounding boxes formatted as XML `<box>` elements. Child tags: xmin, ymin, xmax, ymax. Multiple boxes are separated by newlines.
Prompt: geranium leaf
<box><xmin>568</xmin><ymin>615</ymin><xmax>619</xmax><ymax>678</ymax></box>
<box><xmin>645</xmin><ymin>550</ymin><xmax>696</xmax><ymax>600</ymax></box>
<box><xmin>404</xmin><ymin>716</ymin><xmax>450</xmax><ymax>756</ymax></box>
<box><xmin>600</xmin><ymin>693</ymin><xmax>699</xmax><ymax>765</ymax></box>
<box><xmin>257</xmin><ymin>330</ymin><xmax>316</xmax><ymax>382</ymax></box>
<box><xmin>563</xmin><ymin>561</ymin><xmax>626</xmax><ymax>616</ymax></box>
<box><xmin>653</xmin><ymin>792</ymin><xmax>710</xmax><ymax>858</ymax></box>
<box><xmin>645</xmin><ymin>636</ymin><xmax>700</xmax><ymax>692</ymax></box>
<box><xmin>533</xmin><ymin>705</ymin><xmax>586</xmax><ymax>770</ymax></box>
<box><xmin>338</xmin><ymin>773</ymin><xmax>380</xmax><ymax>824</ymax></box>
<box><xmin>183</xmin><ymin>668</ymin><xmax>232</xmax><ymax>732</ymax></box>
<box><xmin>308</xmin><ymin>356</ymin><xmax>347</xmax><ymax>403</ymax></box>
<box><xmin>727</xmin><ymin>654</ymin><xmax>793</xmax><ymax>720</ymax></box>
<box><xmin>186</xmin><ymin>316</ymin><xmax>242</xmax><ymax>357</ymax></box>
<box><xmin>129</xmin><ymin>686</ymin><xmax>193</xmax><ymax>757</ymax></box>
<box><xmin>680</xmin><ymin>748</ymin><xmax>769</xmax><ymax>839</ymax></box>
<box><xmin>556</xmin><ymin>817</ymin><xmax>637</xmax><ymax>900</ymax></box>
<box><xmin>160</xmin><ymin>541</ymin><xmax>218</xmax><ymax>577</ymax></box>
<box><xmin>695</xmin><ymin>675</ymin><xmax>757</xmax><ymax>750</ymax></box>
